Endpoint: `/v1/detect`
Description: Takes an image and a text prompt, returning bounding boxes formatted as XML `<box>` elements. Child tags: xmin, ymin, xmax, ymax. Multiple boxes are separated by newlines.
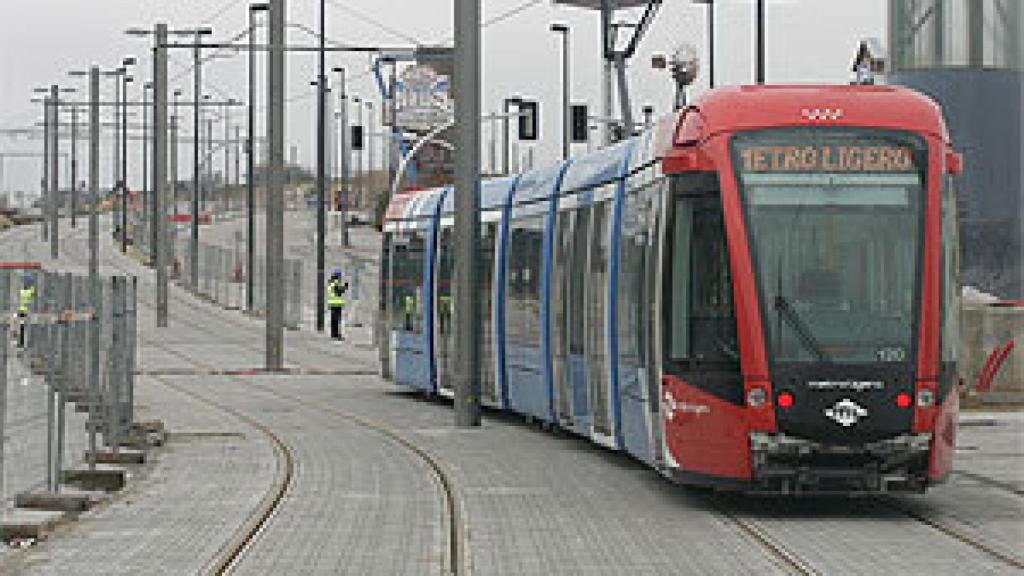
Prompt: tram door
<box><xmin>551</xmin><ymin>211</ymin><xmax>573</xmax><ymax>425</ymax></box>
<box><xmin>586</xmin><ymin>198</ymin><xmax>612</xmax><ymax>437</ymax></box>
<box><xmin>435</xmin><ymin>228</ymin><xmax>454</xmax><ymax>392</ymax></box>
<box><xmin>567</xmin><ymin>209</ymin><xmax>591</xmax><ymax>432</ymax></box>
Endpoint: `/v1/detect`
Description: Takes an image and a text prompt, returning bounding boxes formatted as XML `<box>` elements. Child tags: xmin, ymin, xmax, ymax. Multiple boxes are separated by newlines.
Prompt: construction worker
<box><xmin>438</xmin><ymin>293</ymin><xmax>453</xmax><ymax>335</ymax></box>
<box><xmin>18</xmin><ymin>274</ymin><xmax>35</xmax><ymax>348</ymax></box>
<box><xmin>327</xmin><ymin>269</ymin><xmax>349</xmax><ymax>339</ymax></box>
<box><xmin>403</xmin><ymin>292</ymin><xmax>416</xmax><ymax>331</ymax></box>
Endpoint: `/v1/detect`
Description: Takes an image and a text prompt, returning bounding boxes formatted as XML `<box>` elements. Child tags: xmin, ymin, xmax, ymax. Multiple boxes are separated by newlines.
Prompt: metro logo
<box><xmin>739</xmin><ymin>145</ymin><xmax>915</xmax><ymax>173</ymax></box>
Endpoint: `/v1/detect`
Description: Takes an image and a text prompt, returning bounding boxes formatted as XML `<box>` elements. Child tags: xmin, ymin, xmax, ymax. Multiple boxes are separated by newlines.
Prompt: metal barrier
<box><xmin>172</xmin><ymin>236</ymin><xmax>302</xmax><ymax>326</ymax></box>
<box><xmin>0</xmin><ymin>267</ymin><xmax>137</xmax><ymax>504</ymax></box>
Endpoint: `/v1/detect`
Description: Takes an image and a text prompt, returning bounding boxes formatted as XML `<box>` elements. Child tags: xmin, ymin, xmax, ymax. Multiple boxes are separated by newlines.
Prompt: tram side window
<box><xmin>391</xmin><ymin>232</ymin><xmax>426</xmax><ymax>334</ymax></box>
<box><xmin>941</xmin><ymin>175</ymin><xmax>960</xmax><ymax>364</ymax></box>
<box><xmin>666</xmin><ymin>176</ymin><xmax>739</xmax><ymax>365</ymax></box>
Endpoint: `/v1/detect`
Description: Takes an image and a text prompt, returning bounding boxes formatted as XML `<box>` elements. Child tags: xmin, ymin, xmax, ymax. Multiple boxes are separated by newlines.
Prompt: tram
<box><xmin>379</xmin><ymin>84</ymin><xmax>963</xmax><ymax>494</ymax></box>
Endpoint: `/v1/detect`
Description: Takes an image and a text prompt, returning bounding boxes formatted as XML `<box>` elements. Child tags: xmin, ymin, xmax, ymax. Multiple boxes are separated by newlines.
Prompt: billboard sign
<box><xmin>395</xmin><ymin>64</ymin><xmax>453</xmax><ymax>132</ymax></box>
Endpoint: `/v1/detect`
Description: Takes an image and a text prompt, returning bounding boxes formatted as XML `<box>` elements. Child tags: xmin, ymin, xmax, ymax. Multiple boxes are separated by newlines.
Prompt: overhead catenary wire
<box><xmin>323</xmin><ymin>0</ymin><xmax>423</xmax><ymax>45</ymax></box>
<box><xmin>435</xmin><ymin>0</ymin><xmax>547</xmax><ymax>44</ymax></box>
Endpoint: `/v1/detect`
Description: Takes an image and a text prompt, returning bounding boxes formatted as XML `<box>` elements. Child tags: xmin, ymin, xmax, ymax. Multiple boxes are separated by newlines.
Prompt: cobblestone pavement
<box><xmin>1</xmin><ymin>219</ymin><xmax>1021</xmax><ymax>575</ymax></box>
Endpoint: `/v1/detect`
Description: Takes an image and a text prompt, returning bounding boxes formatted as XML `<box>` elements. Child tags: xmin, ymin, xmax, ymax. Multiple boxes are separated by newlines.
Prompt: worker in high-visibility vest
<box><xmin>327</xmin><ymin>269</ymin><xmax>349</xmax><ymax>340</ymax></box>
<box><xmin>403</xmin><ymin>293</ymin><xmax>416</xmax><ymax>331</ymax></box>
<box><xmin>18</xmin><ymin>275</ymin><xmax>35</xmax><ymax>348</ymax></box>
<box><xmin>438</xmin><ymin>293</ymin><xmax>453</xmax><ymax>334</ymax></box>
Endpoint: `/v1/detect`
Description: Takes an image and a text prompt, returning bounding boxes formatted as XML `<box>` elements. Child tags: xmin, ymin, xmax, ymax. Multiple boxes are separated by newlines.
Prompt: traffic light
<box><xmin>351</xmin><ymin>125</ymin><xmax>364</xmax><ymax>151</ymax></box>
<box><xmin>570</xmin><ymin>104</ymin><xmax>588</xmax><ymax>143</ymax></box>
<box><xmin>518</xmin><ymin>100</ymin><xmax>538</xmax><ymax>141</ymax></box>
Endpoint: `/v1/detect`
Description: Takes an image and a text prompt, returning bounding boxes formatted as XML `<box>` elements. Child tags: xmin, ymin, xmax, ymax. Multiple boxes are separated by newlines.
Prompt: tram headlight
<box><xmin>916</xmin><ymin>388</ymin><xmax>935</xmax><ymax>408</ymax></box>
<box><xmin>747</xmin><ymin>387</ymin><xmax>767</xmax><ymax>408</ymax></box>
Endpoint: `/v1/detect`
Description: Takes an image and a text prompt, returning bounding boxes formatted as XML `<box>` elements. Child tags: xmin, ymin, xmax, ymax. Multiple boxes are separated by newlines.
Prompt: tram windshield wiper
<box><xmin>773</xmin><ymin>295</ymin><xmax>831</xmax><ymax>363</ymax></box>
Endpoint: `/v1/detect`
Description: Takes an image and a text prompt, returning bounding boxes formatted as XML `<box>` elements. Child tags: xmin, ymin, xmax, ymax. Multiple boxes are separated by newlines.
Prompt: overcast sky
<box><xmin>0</xmin><ymin>0</ymin><xmax>885</xmax><ymax>196</ymax></box>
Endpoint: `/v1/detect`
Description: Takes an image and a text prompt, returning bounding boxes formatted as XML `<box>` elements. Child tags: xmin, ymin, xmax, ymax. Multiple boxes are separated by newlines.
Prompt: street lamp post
<box><xmin>34</xmin><ymin>89</ymin><xmax>49</xmax><ymax>242</ymax></box>
<box><xmin>222</xmin><ymin>99</ymin><xmax>236</xmax><ymax>214</ymax></box>
<box><xmin>120</xmin><ymin>57</ymin><xmax>136</xmax><ymax>253</ymax></box>
<box><xmin>172</xmin><ymin>89</ymin><xmax>181</xmax><ymax>226</ymax></box>
<box><xmin>191</xmin><ymin>27</ymin><xmax>213</xmax><ymax>292</ymax></box>
<box><xmin>756</xmin><ymin>0</ymin><xmax>765</xmax><ymax>84</ymax></box>
<box><xmin>366</xmin><ymin>100</ymin><xmax>374</xmax><ymax>208</ymax></box>
<box><xmin>331</xmin><ymin>66</ymin><xmax>349</xmax><ymax>248</ymax></box>
<box><xmin>315</xmin><ymin>0</ymin><xmax>328</xmax><ymax>333</ymax></box>
<box><xmin>550</xmin><ymin>23</ymin><xmax>570</xmax><ymax>161</ymax></box>
<box><xmin>70</xmin><ymin>101</ymin><xmax>78</xmax><ymax>229</ymax></box>
<box><xmin>142</xmin><ymin>81</ymin><xmax>152</xmax><ymax>258</ymax></box>
<box><xmin>248</xmin><ymin>4</ymin><xmax>268</xmax><ymax>312</ymax></box>
<box><xmin>353</xmin><ymin>96</ymin><xmax>363</xmax><ymax>208</ymax></box>
<box><xmin>49</xmin><ymin>85</ymin><xmax>59</xmax><ymax>260</ymax></box>
<box><xmin>502</xmin><ymin>96</ymin><xmax>521</xmax><ymax>175</ymax></box>
<box><xmin>692</xmin><ymin>0</ymin><xmax>715</xmax><ymax>88</ymax></box>
<box><xmin>204</xmin><ymin>95</ymin><xmax>213</xmax><ymax>215</ymax></box>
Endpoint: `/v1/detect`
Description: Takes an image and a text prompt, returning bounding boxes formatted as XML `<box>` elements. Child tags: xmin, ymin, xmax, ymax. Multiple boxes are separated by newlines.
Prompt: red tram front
<box><xmin>658</xmin><ymin>86</ymin><xmax>961</xmax><ymax>493</ymax></box>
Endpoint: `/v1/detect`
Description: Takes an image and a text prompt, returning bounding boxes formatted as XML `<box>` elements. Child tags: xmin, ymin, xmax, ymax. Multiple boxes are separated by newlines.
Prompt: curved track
<box><xmin>58</xmin><ymin>228</ymin><xmax>468</xmax><ymax>575</ymax></box>
<box><xmin>153</xmin><ymin>375</ymin><xmax>296</xmax><ymax>576</ymax></box>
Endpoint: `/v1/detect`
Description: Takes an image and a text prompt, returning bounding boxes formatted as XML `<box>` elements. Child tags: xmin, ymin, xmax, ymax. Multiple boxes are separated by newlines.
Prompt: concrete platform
<box><xmin>85</xmin><ymin>448</ymin><xmax>147</xmax><ymax>465</ymax></box>
<box><xmin>0</xmin><ymin>510</ymin><xmax>65</xmax><ymax>542</ymax></box>
<box><xmin>62</xmin><ymin>464</ymin><xmax>127</xmax><ymax>492</ymax></box>
<box><xmin>15</xmin><ymin>489</ymin><xmax>103</xmax><ymax>513</ymax></box>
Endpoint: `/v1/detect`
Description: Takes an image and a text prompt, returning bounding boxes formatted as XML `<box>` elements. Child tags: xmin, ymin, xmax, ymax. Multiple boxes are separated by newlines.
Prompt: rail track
<box><xmin>78</xmin><ymin>231</ymin><xmax>468</xmax><ymax>574</ymax></box>
<box><xmin>714</xmin><ymin>508</ymin><xmax>821</xmax><ymax>576</ymax></box>
<box><xmin>954</xmin><ymin>469</ymin><xmax>1024</xmax><ymax>498</ymax></box>
<box><xmin>883</xmin><ymin>497</ymin><xmax>1024</xmax><ymax>571</ymax></box>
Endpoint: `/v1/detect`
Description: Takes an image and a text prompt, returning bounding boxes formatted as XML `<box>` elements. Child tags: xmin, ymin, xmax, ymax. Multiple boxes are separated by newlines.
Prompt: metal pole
<box><xmin>113</xmin><ymin>74</ymin><xmax>121</xmax><ymax>240</ymax></box>
<box><xmin>247</xmin><ymin>8</ymin><xmax>258</xmax><ymax>312</ymax></box>
<box><xmin>266</xmin><ymin>0</ymin><xmax>285</xmax><ymax>371</ymax></box>
<box><xmin>338</xmin><ymin>68</ymin><xmax>350</xmax><ymax>248</ymax></box>
<box><xmin>172</xmin><ymin>92</ymin><xmax>180</xmax><ymax>268</ymax></box>
<box><xmin>315</xmin><ymin>0</ymin><xmax>327</xmax><ymax>333</ymax></box>
<box><xmin>387</xmin><ymin>59</ymin><xmax>397</xmax><ymax>199</ymax></box>
<box><xmin>206</xmin><ymin>115</ymin><xmax>213</xmax><ymax>214</ymax></box>
<box><xmin>0</xmin><ymin>319</ymin><xmax>7</xmax><ymax>509</ymax></box>
<box><xmin>57</xmin><ymin>273</ymin><xmax>71</xmax><ymax>490</ymax></box>
<box><xmin>42</xmin><ymin>97</ymin><xmax>49</xmax><ymax>242</ymax></box>
<box><xmin>708</xmin><ymin>0</ymin><xmax>715</xmax><ymax>88</ymax></box>
<box><xmin>557</xmin><ymin>27</ymin><xmax>570</xmax><ymax>160</ymax></box>
<box><xmin>755</xmin><ymin>0</ymin><xmax>765</xmax><ymax>84</ymax></box>
<box><xmin>600</xmin><ymin>0</ymin><xmax>614</xmax><ymax>145</ymax></box>
<box><xmin>192</xmin><ymin>34</ymin><xmax>202</xmax><ymax>291</ymax></box>
<box><xmin>454</xmin><ymin>0</ymin><xmax>481</xmax><ymax>428</ymax></box>
<box><xmin>223</xmin><ymin>103</ymin><xmax>230</xmax><ymax>214</ymax></box>
<box><xmin>121</xmin><ymin>74</ymin><xmax>129</xmax><ymax>253</ymax></box>
<box><xmin>356</xmin><ymin>100</ymin><xmax>363</xmax><ymax>209</ymax></box>
<box><xmin>88</xmin><ymin>66</ymin><xmax>100</xmax><ymax>471</ymax></box>
<box><xmin>143</xmin><ymin>85</ymin><xmax>149</xmax><ymax>259</ymax></box>
<box><xmin>155</xmin><ymin>24</ymin><xmax>169</xmax><ymax>328</ymax></box>
<box><xmin>235</xmin><ymin>124</ymin><xmax>241</xmax><ymax>206</ymax></box>
<box><xmin>367</xmin><ymin>101</ymin><xmax>374</xmax><ymax>209</ymax></box>
<box><xmin>71</xmin><ymin>105</ymin><xmax>78</xmax><ymax>228</ymax></box>
<box><xmin>502</xmin><ymin>100</ymin><xmax>510</xmax><ymax>175</ymax></box>
<box><xmin>45</xmin><ymin>279</ymin><xmax>56</xmax><ymax>492</ymax></box>
<box><xmin>489</xmin><ymin>114</ymin><xmax>496</xmax><ymax>175</ymax></box>
<box><xmin>50</xmin><ymin>85</ymin><xmax>60</xmax><ymax>260</ymax></box>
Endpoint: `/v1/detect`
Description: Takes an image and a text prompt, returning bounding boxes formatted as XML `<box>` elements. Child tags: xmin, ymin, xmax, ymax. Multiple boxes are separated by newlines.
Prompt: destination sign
<box><xmin>738</xmin><ymin>144</ymin><xmax>916</xmax><ymax>173</ymax></box>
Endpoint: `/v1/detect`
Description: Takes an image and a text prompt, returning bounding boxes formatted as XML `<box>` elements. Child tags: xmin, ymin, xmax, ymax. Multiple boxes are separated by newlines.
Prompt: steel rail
<box><xmin>80</xmin><ymin>228</ymin><xmax>468</xmax><ymax>574</ymax></box>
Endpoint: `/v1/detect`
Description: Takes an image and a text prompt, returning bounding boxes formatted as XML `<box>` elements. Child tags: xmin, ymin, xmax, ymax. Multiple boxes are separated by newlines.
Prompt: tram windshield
<box><xmin>732</xmin><ymin>128</ymin><xmax>926</xmax><ymax>363</ymax></box>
